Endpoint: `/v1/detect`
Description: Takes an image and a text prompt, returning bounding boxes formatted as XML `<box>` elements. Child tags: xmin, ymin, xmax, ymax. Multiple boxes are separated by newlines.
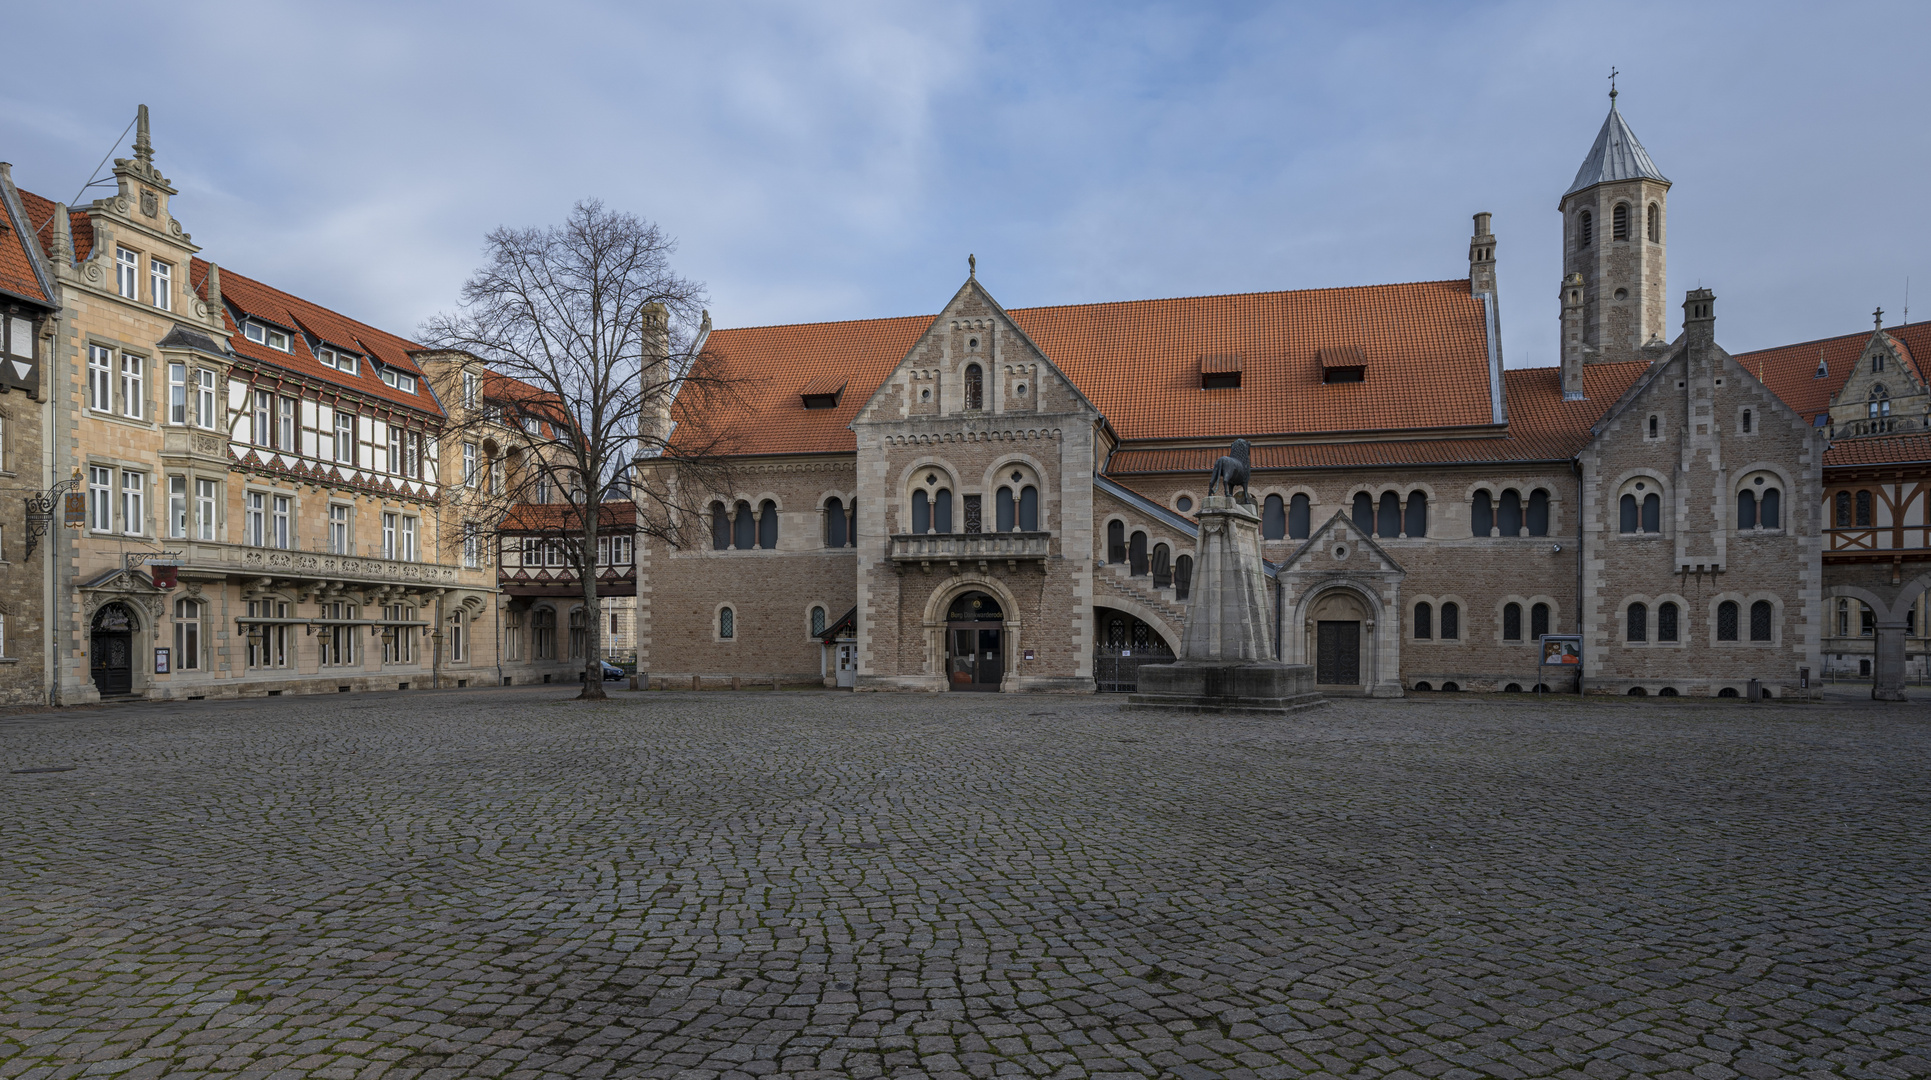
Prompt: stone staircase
<box><xmin>1097</xmin><ymin>564</ymin><xmax>1188</xmax><ymax>642</ymax></box>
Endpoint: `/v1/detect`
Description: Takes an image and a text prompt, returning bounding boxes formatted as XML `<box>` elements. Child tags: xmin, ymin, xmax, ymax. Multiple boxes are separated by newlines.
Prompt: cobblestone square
<box><xmin>3</xmin><ymin>689</ymin><xmax>1928</xmax><ymax>1080</ymax></box>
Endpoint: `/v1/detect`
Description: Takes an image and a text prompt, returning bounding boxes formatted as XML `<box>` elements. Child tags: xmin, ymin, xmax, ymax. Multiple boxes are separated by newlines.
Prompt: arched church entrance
<box><xmin>1093</xmin><ymin>607</ymin><xmax>1176</xmax><ymax>692</ymax></box>
<box><xmin>90</xmin><ymin>602</ymin><xmax>137</xmax><ymax>697</ymax></box>
<box><xmin>1307</xmin><ymin>589</ymin><xmax>1368</xmax><ymax>688</ymax></box>
<box><xmin>946</xmin><ymin>592</ymin><xmax>1005</xmax><ymax>691</ymax></box>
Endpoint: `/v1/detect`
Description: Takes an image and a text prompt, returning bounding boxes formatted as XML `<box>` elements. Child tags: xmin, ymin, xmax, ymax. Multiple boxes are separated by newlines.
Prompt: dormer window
<box><xmin>315</xmin><ymin>346</ymin><xmax>360</xmax><ymax>376</ymax></box>
<box><xmin>379</xmin><ymin>367</ymin><xmax>417</xmax><ymax>394</ymax></box>
<box><xmin>799</xmin><ymin>376</ymin><xmax>845</xmax><ymax>409</ymax></box>
<box><xmin>1199</xmin><ymin>353</ymin><xmax>1242</xmax><ymax>389</ymax></box>
<box><xmin>1317</xmin><ymin>346</ymin><xmax>1366</xmax><ymax>385</ymax></box>
<box><xmin>243</xmin><ymin>321</ymin><xmax>292</xmax><ymax>352</ymax></box>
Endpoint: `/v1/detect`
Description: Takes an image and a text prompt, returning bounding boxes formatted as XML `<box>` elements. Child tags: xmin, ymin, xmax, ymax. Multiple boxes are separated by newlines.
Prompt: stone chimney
<box><xmin>1682</xmin><ymin>288</ymin><xmax>1715</xmax><ymax>351</ymax></box>
<box><xmin>639</xmin><ymin>302</ymin><xmax>672</xmax><ymax>453</ymax></box>
<box><xmin>204</xmin><ymin>262</ymin><xmax>223</xmax><ymax>323</ymax></box>
<box><xmin>49</xmin><ymin>201</ymin><xmax>72</xmax><ymax>266</ymax></box>
<box><xmin>1560</xmin><ymin>273</ymin><xmax>1586</xmax><ymax>400</ymax></box>
<box><xmin>1469</xmin><ymin>212</ymin><xmax>1497</xmax><ymax>297</ymax></box>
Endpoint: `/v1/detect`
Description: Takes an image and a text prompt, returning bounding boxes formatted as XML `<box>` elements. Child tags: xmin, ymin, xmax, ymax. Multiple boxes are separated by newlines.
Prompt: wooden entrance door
<box><xmin>1316</xmin><ymin>621</ymin><xmax>1360</xmax><ymax>685</ymax></box>
<box><xmin>90</xmin><ymin>603</ymin><xmax>136</xmax><ymax>696</ymax></box>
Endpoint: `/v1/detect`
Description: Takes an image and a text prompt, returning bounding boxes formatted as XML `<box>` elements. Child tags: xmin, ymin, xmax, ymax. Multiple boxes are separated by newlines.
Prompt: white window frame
<box><xmin>88</xmin><ymin>466</ymin><xmax>113</xmax><ymax>532</ymax></box>
<box><xmin>462</xmin><ymin>371</ymin><xmax>478</xmax><ymax>410</ymax></box>
<box><xmin>462</xmin><ymin>522</ymin><xmax>479</xmax><ymax>568</ymax></box>
<box><xmin>278</xmin><ymin>396</ymin><xmax>296</xmax><ymax>451</ymax></box>
<box><xmin>387</xmin><ymin>427</ymin><xmax>402</xmax><ymax>474</ymax></box>
<box><xmin>272</xmin><ymin>494</ymin><xmax>291</xmax><ymax>549</ymax></box>
<box><xmin>116</xmin><ymin>247</ymin><xmax>138</xmax><ymax>300</ymax></box>
<box><xmin>335</xmin><ymin>410</ymin><xmax>355</xmax><ymax>463</ymax></box>
<box><xmin>119</xmin><ymin>354</ymin><xmax>145</xmax><ymax>419</ymax></box>
<box><xmin>462</xmin><ymin>442</ymin><xmax>478</xmax><ymax>487</ymax></box>
<box><xmin>168</xmin><ymin>363</ymin><xmax>188</xmax><ymax>425</ymax></box>
<box><xmin>245</xmin><ymin>491</ymin><xmax>266</xmax><ymax>547</ymax></box>
<box><xmin>120</xmin><ymin>471</ymin><xmax>145</xmax><ymax>536</ymax></box>
<box><xmin>88</xmin><ymin>346</ymin><xmax>113</xmax><ymax>412</ymax></box>
<box><xmin>448</xmin><ymin>614</ymin><xmax>466</xmax><ymax>662</ymax></box>
<box><xmin>168</xmin><ymin>475</ymin><xmax>188</xmax><ymax>538</ymax></box>
<box><xmin>400</xmin><ymin>516</ymin><xmax>417</xmax><ymax>562</ymax></box>
<box><xmin>149</xmin><ymin>258</ymin><xmax>172</xmax><ymax>311</ymax></box>
<box><xmin>329</xmin><ymin>503</ymin><xmax>351</xmax><ymax>554</ymax></box>
<box><xmin>196</xmin><ymin>368</ymin><xmax>220</xmax><ymax>430</ymax></box>
<box><xmin>253</xmin><ymin>390</ymin><xmax>272</xmax><ymax>447</ymax></box>
<box><xmin>382</xmin><ymin>512</ymin><xmax>397</xmax><ymax>560</ymax></box>
<box><xmin>195</xmin><ymin>478</ymin><xmax>217</xmax><ymax>541</ymax></box>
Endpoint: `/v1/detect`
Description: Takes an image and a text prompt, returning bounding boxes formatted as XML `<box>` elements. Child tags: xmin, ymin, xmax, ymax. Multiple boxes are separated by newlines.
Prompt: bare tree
<box><xmin>423</xmin><ymin>200</ymin><xmax>738</xmax><ymax>699</ymax></box>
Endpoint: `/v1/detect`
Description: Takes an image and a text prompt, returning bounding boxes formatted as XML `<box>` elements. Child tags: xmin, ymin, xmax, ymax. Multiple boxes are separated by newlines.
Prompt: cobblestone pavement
<box><xmin>3</xmin><ymin>689</ymin><xmax>1929</xmax><ymax>1080</ymax></box>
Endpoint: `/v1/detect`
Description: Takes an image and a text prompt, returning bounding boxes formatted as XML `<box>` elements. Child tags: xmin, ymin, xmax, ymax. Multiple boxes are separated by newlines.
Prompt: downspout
<box><xmin>1575</xmin><ymin>459</ymin><xmax>1586</xmax><ymax>693</ymax></box>
<box><xmin>431</xmin><ymin>591</ymin><xmax>443</xmax><ymax>689</ymax></box>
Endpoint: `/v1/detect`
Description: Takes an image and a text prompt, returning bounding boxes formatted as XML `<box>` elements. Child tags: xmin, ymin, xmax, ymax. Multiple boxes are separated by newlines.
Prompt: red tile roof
<box><xmin>194</xmin><ymin>259</ymin><xmax>441</xmax><ymax>416</ymax></box>
<box><xmin>1735</xmin><ymin>321</ymin><xmax>1931</xmax><ymax>426</ymax></box>
<box><xmin>686</xmin><ymin>279</ymin><xmax>1497</xmax><ymax>456</ymax></box>
<box><xmin>16</xmin><ymin>189</ymin><xmax>91</xmax><ymax>262</ymax></box>
<box><xmin>1106</xmin><ymin>362</ymin><xmax>1650</xmax><ymax>473</ymax></box>
<box><xmin>1824</xmin><ymin>432</ymin><xmax>1931</xmax><ymax>468</ymax></box>
<box><xmin>0</xmin><ymin>188</ymin><xmax>50</xmax><ymax>306</ymax></box>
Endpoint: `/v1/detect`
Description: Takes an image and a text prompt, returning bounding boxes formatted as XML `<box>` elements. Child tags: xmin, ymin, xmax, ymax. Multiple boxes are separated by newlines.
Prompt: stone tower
<box><xmin>1558</xmin><ymin>88</ymin><xmax>1669</xmax><ymax>369</ymax></box>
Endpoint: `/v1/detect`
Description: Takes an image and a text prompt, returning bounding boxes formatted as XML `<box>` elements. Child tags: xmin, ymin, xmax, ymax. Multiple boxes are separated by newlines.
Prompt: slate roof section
<box><xmin>155</xmin><ymin>324</ymin><xmax>226</xmax><ymax>355</ymax></box>
<box><xmin>196</xmin><ymin>259</ymin><xmax>441</xmax><ymax>416</ymax></box>
<box><xmin>1104</xmin><ymin>362</ymin><xmax>1650</xmax><ymax>474</ymax></box>
<box><xmin>1565</xmin><ymin>100</ymin><xmax>1669</xmax><ymax>197</ymax></box>
<box><xmin>686</xmin><ymin>279</ymin><xmax>1498</xmax><ymax>455</ymax></box>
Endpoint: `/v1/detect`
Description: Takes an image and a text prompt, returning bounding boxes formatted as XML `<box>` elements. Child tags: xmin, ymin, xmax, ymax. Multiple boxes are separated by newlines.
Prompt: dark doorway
<box><xmin>1315</xmin><ymin>620</ymin><xmax>1360</xmax><ymax>685</ymax></box>
<box><xmin>90</xmin><ymin>603</ymin><xmax>136</xmax><ymax>697</ymax></box>
<box><xmin>1093</xmin><ymin>609</ymin><xmax>1175</xmax><ymax>692</ymax></box>
<box><xmin>947</xmin><ymin>592</ymin><xmax>1004</xmax><ymax>691</ymax></box>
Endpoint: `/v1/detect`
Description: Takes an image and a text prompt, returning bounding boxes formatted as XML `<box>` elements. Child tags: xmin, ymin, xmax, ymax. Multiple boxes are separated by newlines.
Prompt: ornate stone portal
<box><xmin>1127</xmin><ymin>493</ymin><xmax>1325</xmax><ymax>714</ymax></box>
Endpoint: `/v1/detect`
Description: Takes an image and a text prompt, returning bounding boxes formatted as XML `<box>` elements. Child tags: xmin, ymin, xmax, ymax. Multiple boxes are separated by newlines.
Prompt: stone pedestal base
<box><xmin>1126</xmin><ymin>661</ymin><xmax>1327</xmax><ymax>714</ymax></box>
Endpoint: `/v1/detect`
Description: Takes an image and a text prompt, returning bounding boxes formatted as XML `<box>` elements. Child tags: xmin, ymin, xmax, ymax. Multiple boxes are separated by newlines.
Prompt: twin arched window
<box><xmin>964</xmin><ymin>364</ymin><xmax>983</xmax><ymax>410</ymax></box>
<box><xmin>1736</xmin><ymin>480</ymin><xmax>1782</xmax><ymax>530</ymax></box>
<box><xmin>1261</xmin><ymin>493</ymin><xmax>1314</xmax><ymax>540</ymax></box>
<box><xmin>1713</xmin><ymin>600</ymin><xmax>1774</xmax><ymax>642</ymax></box>
<box><xmin>1628</xmin><ymin>601</ymin><xmax>1683</xmax><ymax>643</ymax></box>
<box><xmin>1150</xmin><ymin>543</ymin><xmax>1171</xmax><ymax>588</ymax></box>
<box><xmin>1473</xmin><ymin>488</ymin><xmax>1549</xmax><ymax>537</ymax></box>
<box><xmin>912</xmin><ymin>487</ymin><xmax>953</xmax><ymax>534</ymax></box>
<box><xmin>1174</xmin><ymin>554</ymin><xmax>1193</xmax><ymax>600</ymax></box>
<box><xmin>1619</xmin><ymin>484</ymin><xmax>1661</xmax><ymax>534</ymax></box>
<box><xmin>995</xmin><ymin>483</ymin><xmax>1038</xmax><ymax>531</ymax></box>
<box><xmin>1413</xmin><ymin>601</ymin><xmax>1459</xmax><ymax>640</ymax></box>
<box><xmin>1107</xmin><ymin>519</ymin><xmax>1126</xmax><ymax>563</ymax></box>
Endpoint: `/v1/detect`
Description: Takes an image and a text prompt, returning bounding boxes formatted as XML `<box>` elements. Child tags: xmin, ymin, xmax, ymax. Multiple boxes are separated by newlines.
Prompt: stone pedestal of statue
<box><xmin>1128</xmin><ymin>495</ymin><xmax>1325</xmax><ymax>714</ymax></box>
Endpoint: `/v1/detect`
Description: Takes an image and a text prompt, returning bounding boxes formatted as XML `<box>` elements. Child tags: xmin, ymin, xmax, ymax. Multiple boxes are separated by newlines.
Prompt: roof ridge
<box><xmin>199</xmin><ymin>257</ymin><xmax>424</xmax><ymax>351</ymax></box>
<box><xmin>713</xmin><ymin>277</ymin><xmax>1477</xmax><ymax>335</ymax></box>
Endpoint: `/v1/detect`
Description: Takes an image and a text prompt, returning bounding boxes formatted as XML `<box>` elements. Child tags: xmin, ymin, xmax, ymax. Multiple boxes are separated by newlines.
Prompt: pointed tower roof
<box><xmin>1564</xmin><ymin>96</ymin><xmax>1668</xmax><ymax>198</ymax></box>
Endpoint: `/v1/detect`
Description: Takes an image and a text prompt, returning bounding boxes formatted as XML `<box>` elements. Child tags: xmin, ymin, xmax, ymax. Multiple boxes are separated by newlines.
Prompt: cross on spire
<box><xmin>1608</xmin><ymin>67</ymin><xmax>1619</xmax><ymax>102</ymax></box>
<box><xmin>1875</xmin><ymin>306</ymin><xmax>1885</xmax><ymax>330</ymax></box>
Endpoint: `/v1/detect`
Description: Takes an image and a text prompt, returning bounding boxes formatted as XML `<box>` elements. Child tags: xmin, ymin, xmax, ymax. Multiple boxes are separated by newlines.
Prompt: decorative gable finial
<box><xmin>134</xmin><ymin>104</ymin><xmax>153</xmax><ymax>168</ymax></box>
<box><xmin>1874</xmin><ymin>306</ymin><xmax>1885</xmax><ymax>331</ymax></box>
<box><xmin>1608</xmin><ymin>66</ymin><xmax>1618</xmax><ymax>103</ymax></box>
<box><xmin>968</xmin><ymin>253</ymin><xmax>975</xmax><ymax>279</ymax></box>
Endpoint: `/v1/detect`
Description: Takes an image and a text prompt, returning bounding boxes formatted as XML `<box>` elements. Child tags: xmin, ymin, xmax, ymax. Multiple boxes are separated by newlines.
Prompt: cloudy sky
<box><xmin>1</xmin><ymin>1</ymin><xmax>1924</xmax><ymax>367</ymax></box>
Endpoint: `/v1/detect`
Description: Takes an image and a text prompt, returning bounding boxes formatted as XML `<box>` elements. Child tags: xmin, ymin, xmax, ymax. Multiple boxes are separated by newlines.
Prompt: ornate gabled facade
<box><xmin>638</xmin><ymin>96</ymin><xmax>1827</xmax><ymax>700</ymax></box>
<box><xmin>17</xmin><ymin>108</ymin><xmax>505</xmax><ymax>702</ymax></box>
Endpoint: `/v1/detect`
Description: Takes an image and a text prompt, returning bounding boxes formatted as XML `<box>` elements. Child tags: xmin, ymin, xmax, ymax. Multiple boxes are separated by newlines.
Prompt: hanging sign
<box><xmin>63</xmin><ymin>492</ymin><xmax>86</xmax><ymax>526</ymax></box>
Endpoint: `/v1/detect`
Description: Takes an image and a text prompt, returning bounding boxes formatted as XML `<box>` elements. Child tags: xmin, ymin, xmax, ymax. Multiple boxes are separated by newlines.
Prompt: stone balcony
<box><xmin>175</xmin><ymin>541</ymin><xmax>470</xmax><ymax>590</ymax></box>
<box><xmin>889</xmin><ymin>531</ymin><xmax>1052</xmax><ymax>570</ymax></box>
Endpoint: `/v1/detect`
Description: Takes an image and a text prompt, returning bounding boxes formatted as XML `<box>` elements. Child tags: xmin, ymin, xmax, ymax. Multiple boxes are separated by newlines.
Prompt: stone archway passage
<box><xmin>90</xmin><ymin>602</ymin><xmax>137</xmax><ymax>697</ymax></box>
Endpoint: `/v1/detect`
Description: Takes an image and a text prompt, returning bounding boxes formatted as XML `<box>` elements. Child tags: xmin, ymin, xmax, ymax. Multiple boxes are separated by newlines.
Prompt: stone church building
<box><xmin>639</xmin><ymin>96</ymin><xmax>1826</xmax><ymax>699</ymax></box>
